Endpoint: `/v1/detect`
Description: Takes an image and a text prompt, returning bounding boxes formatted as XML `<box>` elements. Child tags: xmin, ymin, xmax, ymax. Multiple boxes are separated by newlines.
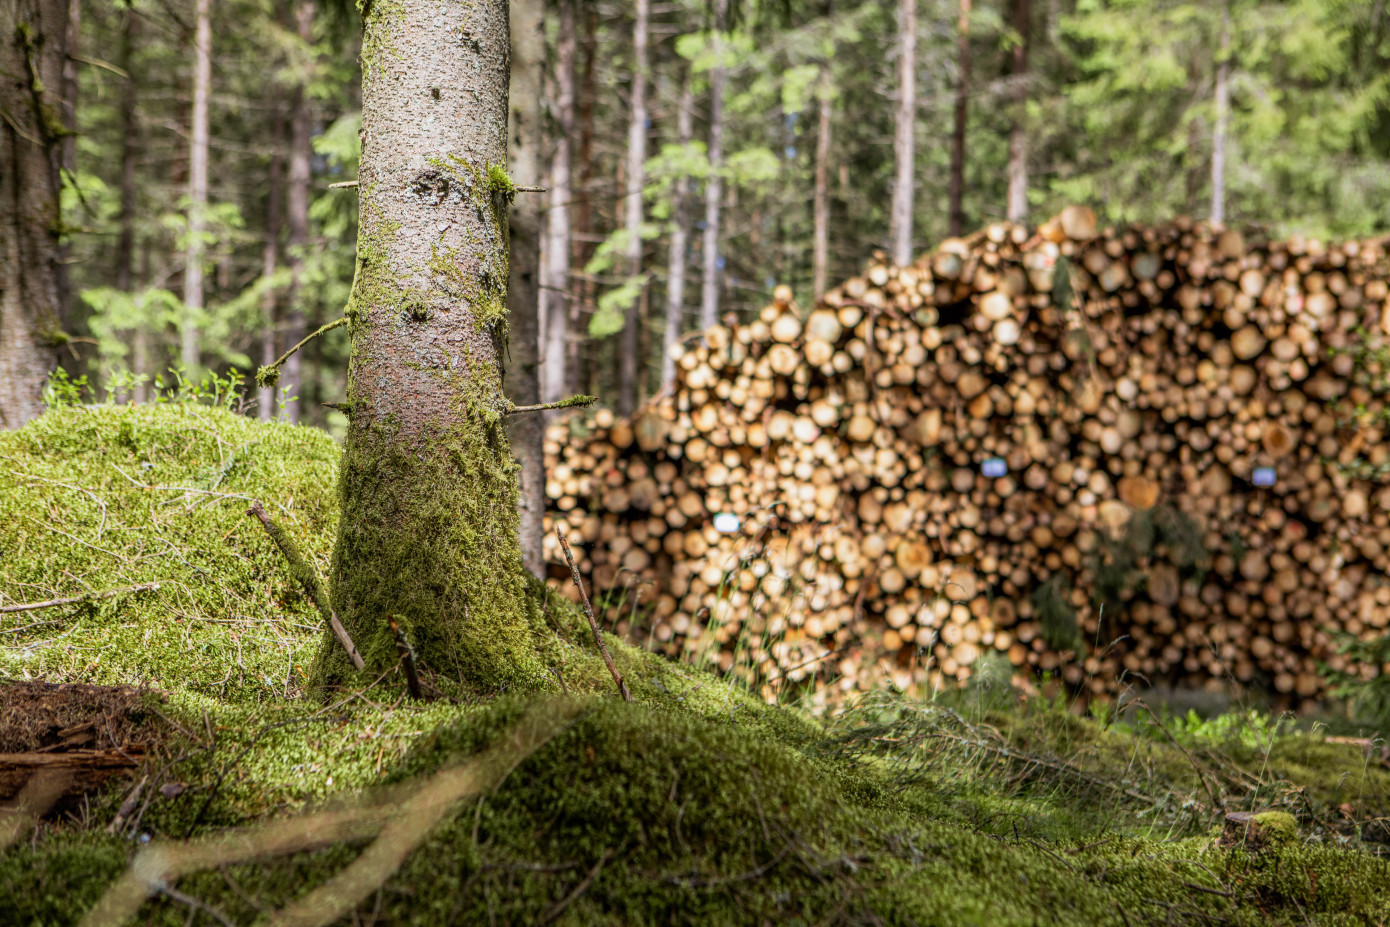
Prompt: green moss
<box><xmin>320</xmin><ymin>411</ymin><xmax>548</xmax><ymax>693</ymax></box>
<box><xmin>1251</xmin><ymin>811</ymin><xmax>1298</xmax><ymax>846</ymax></box>
<box><xmin>5</xmin><ymin>404</ymin><xmax>1390</xmax><ymax>925</ymax></box>
<box><xmin>0</xmin><ymin>404</ymin><xmax>338</xmax><ymax>702</ymax></box>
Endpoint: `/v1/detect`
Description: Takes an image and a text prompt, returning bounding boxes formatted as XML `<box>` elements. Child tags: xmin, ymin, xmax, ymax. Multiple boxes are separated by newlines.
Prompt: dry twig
<box><xmin>0</xmin><ymin>582</ymin><xmax>161</xmax><ymax>615</ymax></box>
<box><xmin>555</xmin><ymin>526</ymin><xmax>632</xmax><ymax>702</ymax></box>
<box><xmin>387</xmin><ymin>615</ymin><xmax>424</xmax><ymax>700</ymax></box>
<box><xmin>246</xmin><ymin>501</ymin><xmax>364</xmax><ymax>670</ymax></box>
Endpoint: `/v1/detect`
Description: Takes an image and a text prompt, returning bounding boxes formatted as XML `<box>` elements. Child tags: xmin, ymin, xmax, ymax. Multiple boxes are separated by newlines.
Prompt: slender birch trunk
<box><xmin>949</xmin><ymin>0</ymin><xmax>970</xmax><ymax>237</ymax></box>
<box><xmin>180</xmin><ymin>0</ymin><xmax>211</xmax><ymax>372</ymax></box>
<box><xmin>660</xmin><ymin>75</ymin><xmax>694</xmax><ymax>391</ymax></box>
<box><xmin>541</xmin><ymin>0</ymin><xmax>576</xmax><ymax>404</ymax></box>
<box><xmin>1005</xmin><ymin>0</ymin><xmax>1030</xmax><ymax>225</ymax></box>
<box><xmin>1211</xmin><ymin>3</ymin><xmax>1230</xmax><ymax>226</ymax></box>
<box><xmin>259</xmin><ymin>114</ymin><xmax>284</xmax><ymax>422</ymax></box>
<box><xmin>812</xmin><ymin>58</ymin><xmax>833</xmax><ymax>299</ymax></box>
<box><xmin>889</xmin><ymin>0</ymin><xmax>916</xmax><ymax>266</ymax></box>
<box><xmin>0</xmin><ymin>0</ymin><xmax>68</xmax><ymax>427</ymax></box>
<box><xmin>506</xmin><ymin>0</ymin><xmax>546</xmax><ymax>576</ymax></box>
<box><xmin>698</xmin><ymin>0</ymin><xmax>728</xmax><ymax>331</ymax></box>
<box><xmin>619</xmin><ymin>0</ymin><xmax>650</xmax><ymax>417</ymax></box>
<box><xmin>321</xmin><ymin>0</ymin><xmax>543</xmax><ymax>689</ymax></box>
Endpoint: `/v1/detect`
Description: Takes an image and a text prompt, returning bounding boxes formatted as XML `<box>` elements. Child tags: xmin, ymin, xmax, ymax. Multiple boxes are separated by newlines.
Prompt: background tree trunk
<box><xmin>282</xmin><ymin>0</ymin><xmax>315</xmax><ymax>424</ymax></box>
<box><xmin>259</xmin><ymin>113</ymin><xmax>284</xmax><ymax>422</ymax></box>
<box><xmin>323</xmin><ymin>0</ymin><xmax>543</xmax><ymax>689</ymax></box>
<box><xmin>56</xmin><ymin>0</ymin><xmax>78</xmax><ymax>317</ymax></box>
<box><xmin>698</xmin><ymin>0</ymin><xmax>728</xmax><ymax>331</ymax></box>
<box><xmin>889</xmin><ymin>0</ymin><xmax>915</xmax><ymax>266</ymax></box>
<box><xmin>506</xmin><ymin>0</ymin><xmax>547</xmax><ymax>576</ymax></box>
<box><xmin>619</xmin><ymin>0</ymin><xmax>650</xmax><ymax>417</ymax></box>
<box><xmin>117</xmin><ymin>5</ymin><xmax>146</xmax><ymax>403</ymax></box>
<box><xmin>949</xmin><ymin>0</ymin><xmax>970</xmax><ymax>237</ymax></box>
<box><xmin>541</xmin><ymin>0</ymin><xmax>575</xmax><ymax>405</ymax></box>
<box><xmin>660</xmin><ymin>73</ymin><xmax>693</xmax><ymax>391</ymax></box>
<box><xmin>0</xmin><ymin>0</ymin><xmax>68</xmax><ymax>427</ymax></box>
<box><xmin>180</xmin><ymin>0</ymin><xmax>211</xmax><ymax>372</ymax></box>
<box><xmin>1212</xmin><ymin>3</ymin><xmax>1230</xmax><ymax>226</ymax></box>
<box><xmin>1005</xmin><ymin>0</ymin><xmax>1029</xmax><ymax>224</ymax></box>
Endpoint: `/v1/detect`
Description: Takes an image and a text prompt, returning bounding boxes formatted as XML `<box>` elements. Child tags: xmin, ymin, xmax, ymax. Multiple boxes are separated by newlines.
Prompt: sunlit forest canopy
<box><xmin>32</xmin><ymin>0</ymin><xmax>1390</xmax><ymax>427</ymax></box>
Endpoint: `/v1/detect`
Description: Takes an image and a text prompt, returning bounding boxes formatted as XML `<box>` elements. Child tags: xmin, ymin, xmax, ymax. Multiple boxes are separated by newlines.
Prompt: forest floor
<box><xmin>1</xmin><ymin>403</ymin><xmax>1389</xmax><ymax>926</ymax></box>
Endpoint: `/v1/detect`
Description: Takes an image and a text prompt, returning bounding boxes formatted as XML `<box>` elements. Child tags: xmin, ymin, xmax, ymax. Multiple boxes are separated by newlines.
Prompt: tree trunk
<box><xmin>0</xmin><ymin>0</ymin><xmax>68</xmax><ymax>427</ymax></box>
<box><xmin>1211</xmin><ymin>3</ymin><xmax>1229</xmax><ymax>226</ymax></box>
<box><xmin>117</xmin><ymin>5</ymin><xmax>145</xmax><ymax>402</ymax></box>
<box><xmin>698</xmin><ymin>0</ymin><xmax>728</xmax><ymax>331</ymax></box>
<box><xmin>812</xmin><ymin>59</ymin><xmax>833</xmax><ymax>298</ymax></box>
<box><xmin>259</xmin><ymin>113</ymin><xmax>284</xmax><ymax>422</ymax></box>
<box><xmin>618</xmin><ymin>0</ymin><xmax>650</xmax><ymax>417</ymax></box>
<box><xmin>506</xmin><ymin>0</ymin><xmax>546</xmax><ymax>576</ymax></box>
<box><xmin>1005</xmin><ymin>0</ymin><xmax>1029</xmax><ymax>224</ymax></box>
<box><xmin>889</xmin><ymin>0</ymin><xmax>915</xmax><ymax>266</ymax></box>
<box><xmin>180</xmin><ymin>0</ymin><xmax>211</xmax><ymax>372</ymax></box>
<box><xmin>660</xmin><ymin>74</ymin><xmax>694</xmax><ymax>391</ymax></box>
<box><xmin>282</xmin><ymin>0</ymin><xmax>315</xmax><ymax>424</ymax></box>
<box><xmin>322</xmin><ymin>0</ymin><xmax>543</xmax><ymax>689</ymax></box>
<box><xmin>56</xmin><ymin>0</ymin><xmax>78</xmax><ymax>317</ymax></box>
<box><xmin>541</xmin><ymin>0</ymin><xmax>575</xmax><ymax>405</ymax></box>
<box><xmin>569</xmin><ymin>5</ymin><xmax>596</xmax><ymax>396</ymax></box>
<box><xmin>949</xmin><ymin>0</ymin><xmax>970</xmax><ymax>237</ymax></box>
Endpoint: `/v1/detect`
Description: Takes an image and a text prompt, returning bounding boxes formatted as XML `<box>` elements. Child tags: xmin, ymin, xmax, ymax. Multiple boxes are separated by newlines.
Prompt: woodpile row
<box><xmin>541</xmin><ymin>206</ymin><xmax>1390</xmax><ymax>706</ymax></box>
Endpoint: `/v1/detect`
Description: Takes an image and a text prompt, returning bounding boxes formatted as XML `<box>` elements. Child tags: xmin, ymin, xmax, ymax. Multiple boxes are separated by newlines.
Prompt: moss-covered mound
<box><xmin>0</xmin><ymin>404</ymin><xmax>338</xmax><ymax>701</ymax></box>
<box><xmin>3</xmin><ymin>405</ymin><xmax>1390</xmax><ymax>926</ymax></box>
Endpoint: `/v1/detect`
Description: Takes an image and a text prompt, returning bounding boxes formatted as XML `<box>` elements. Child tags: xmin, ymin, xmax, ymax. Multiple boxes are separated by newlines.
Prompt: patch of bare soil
<box><xmin>0</xmin><ymin>682</ymin><xmax>166</xmax><ymax>816</ymax></box>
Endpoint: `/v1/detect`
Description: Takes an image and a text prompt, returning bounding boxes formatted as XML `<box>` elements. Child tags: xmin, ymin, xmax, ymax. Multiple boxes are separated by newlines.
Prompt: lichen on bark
<box><xmin>317</xmin><ymin>0</ymin><xmax>546</xmax><ymax>691</ymax></box>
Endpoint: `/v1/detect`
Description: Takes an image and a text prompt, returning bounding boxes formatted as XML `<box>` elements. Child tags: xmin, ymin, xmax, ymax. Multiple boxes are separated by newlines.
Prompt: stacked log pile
<box><xmin>542</xmin><ymin>207</ymin><xmax>1390</xmax><ymax>705</ymax></box>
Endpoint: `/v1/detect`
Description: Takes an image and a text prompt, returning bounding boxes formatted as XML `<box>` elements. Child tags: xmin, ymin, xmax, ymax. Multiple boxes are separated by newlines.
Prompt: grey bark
<box><xmin>259</xmin><ymin>114</ymin><xmax>284</xmax><ymax>422</ymax></box>
<box><xmin>283</xmin><ymin>0</ymin><xmax>315</xmax><ymax>424</ymax></box>
<box><xmin>812</xmin><ymin>60</ymin><xmax>832</xmax><ymax>299</ymax></box>
<box><xmin>660</xmin><ymin>74</ymin><xmax>694</xmax><ymax>391</ymax></box>
<box><xmin>889</xmin><ymin>0</ymin><xmax>916</xmax><ymax>265</ymax></box>
<box><xmin>949</xmin><ymin>0</ymin><xmax>969</xmax><ymax>238</ymax></box>
<box><xmin>180</xmin><ymin>0</ymin><xmax>211</xmax><ymax>372</ymax></box>
<box><xmin>698</xmin><ymin>0</ymin><xmax>728</xmax><ymax>331</ymax></box>
<box><xmin>618</xmin><ymin>0</ymin><xmax>650</xmax><ymax>417</ymax></box>
<box><xmin>540</xmin><ymin>0</ymin><xmax>575</xmax><ymax>404</ymax></box>
<box><xmin>1005</xmin><ymin>0</ymin><xmax>1029</xmax><ymax>224</ymax></box>
<box><xmin>1211</xmin><ymin>3</ymin><xmax>1230</xmax><ymax>226</ymax></box>
<box><xmin>325</xmin><ymin>0</ymin><xmax>542</xmax><ymax>687</ymax></box>
<box><xmin>506</xmin><ymin>0</ymin><xmax>546</xmax><ymax>576</ymax></box>
<box><xmin>0</xmin><ymin>0</ymin><xmax>67</xmax><ymax>427</ymax></box>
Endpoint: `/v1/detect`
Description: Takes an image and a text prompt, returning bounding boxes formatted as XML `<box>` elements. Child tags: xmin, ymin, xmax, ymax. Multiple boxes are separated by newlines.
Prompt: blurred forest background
<box><xmin>42</xmin><ymin>0</ymin><xmax>1390</xmax><ymax>431</ymax></box>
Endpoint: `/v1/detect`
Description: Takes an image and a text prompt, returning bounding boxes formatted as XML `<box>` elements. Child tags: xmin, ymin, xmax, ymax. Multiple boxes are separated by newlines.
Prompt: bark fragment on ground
<box><xmin>0</xmin><ymin>682</ymin><xmax>165</xmax><ymax>812</ymax></box>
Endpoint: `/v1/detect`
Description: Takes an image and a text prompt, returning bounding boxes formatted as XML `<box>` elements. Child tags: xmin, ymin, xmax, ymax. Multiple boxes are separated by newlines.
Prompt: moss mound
<box><xmin>2</xmin><ymin>405</ymin><xmax>1389</xmax><ymax>925</ymax></box>
<box><xmin>0</xmin><ymin>404</ymin><xmax>338</xmax><ymax>701</ymax></box>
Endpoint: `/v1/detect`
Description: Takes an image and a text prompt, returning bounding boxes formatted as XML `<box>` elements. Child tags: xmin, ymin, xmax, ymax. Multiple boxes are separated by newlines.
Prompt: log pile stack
<box><xmin>542</xmin><ymin>207</ymin><xmax>1390</xmax><ymax>705</ymax></box>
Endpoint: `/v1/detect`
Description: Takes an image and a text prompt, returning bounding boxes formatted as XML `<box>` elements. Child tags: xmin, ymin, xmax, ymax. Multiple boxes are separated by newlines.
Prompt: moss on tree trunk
<box><xmin>316</xmin><ymin>0</ymin><xmax>545</xmax><ymax>691</ymax></box>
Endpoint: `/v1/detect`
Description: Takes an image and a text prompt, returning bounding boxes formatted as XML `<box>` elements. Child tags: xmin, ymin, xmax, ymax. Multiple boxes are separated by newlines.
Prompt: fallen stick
<box><xmin>247</xmin><ymin>501</ymin><xmax>364</xmax><ymax>671</ymax></box>
<box><xmin>387</xmin><ymin>615</ymin><xmax>423</xmax><ymax>700</ymax></box>
<box><xmin>555</xmin><ymin>525</ymin><xmax>632</xmax><ymax>703</ymax></box>
<box><xmin>0</xmin><ymin>582</ymin><xmax>161</xmax><ymax>615</ymax></box>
